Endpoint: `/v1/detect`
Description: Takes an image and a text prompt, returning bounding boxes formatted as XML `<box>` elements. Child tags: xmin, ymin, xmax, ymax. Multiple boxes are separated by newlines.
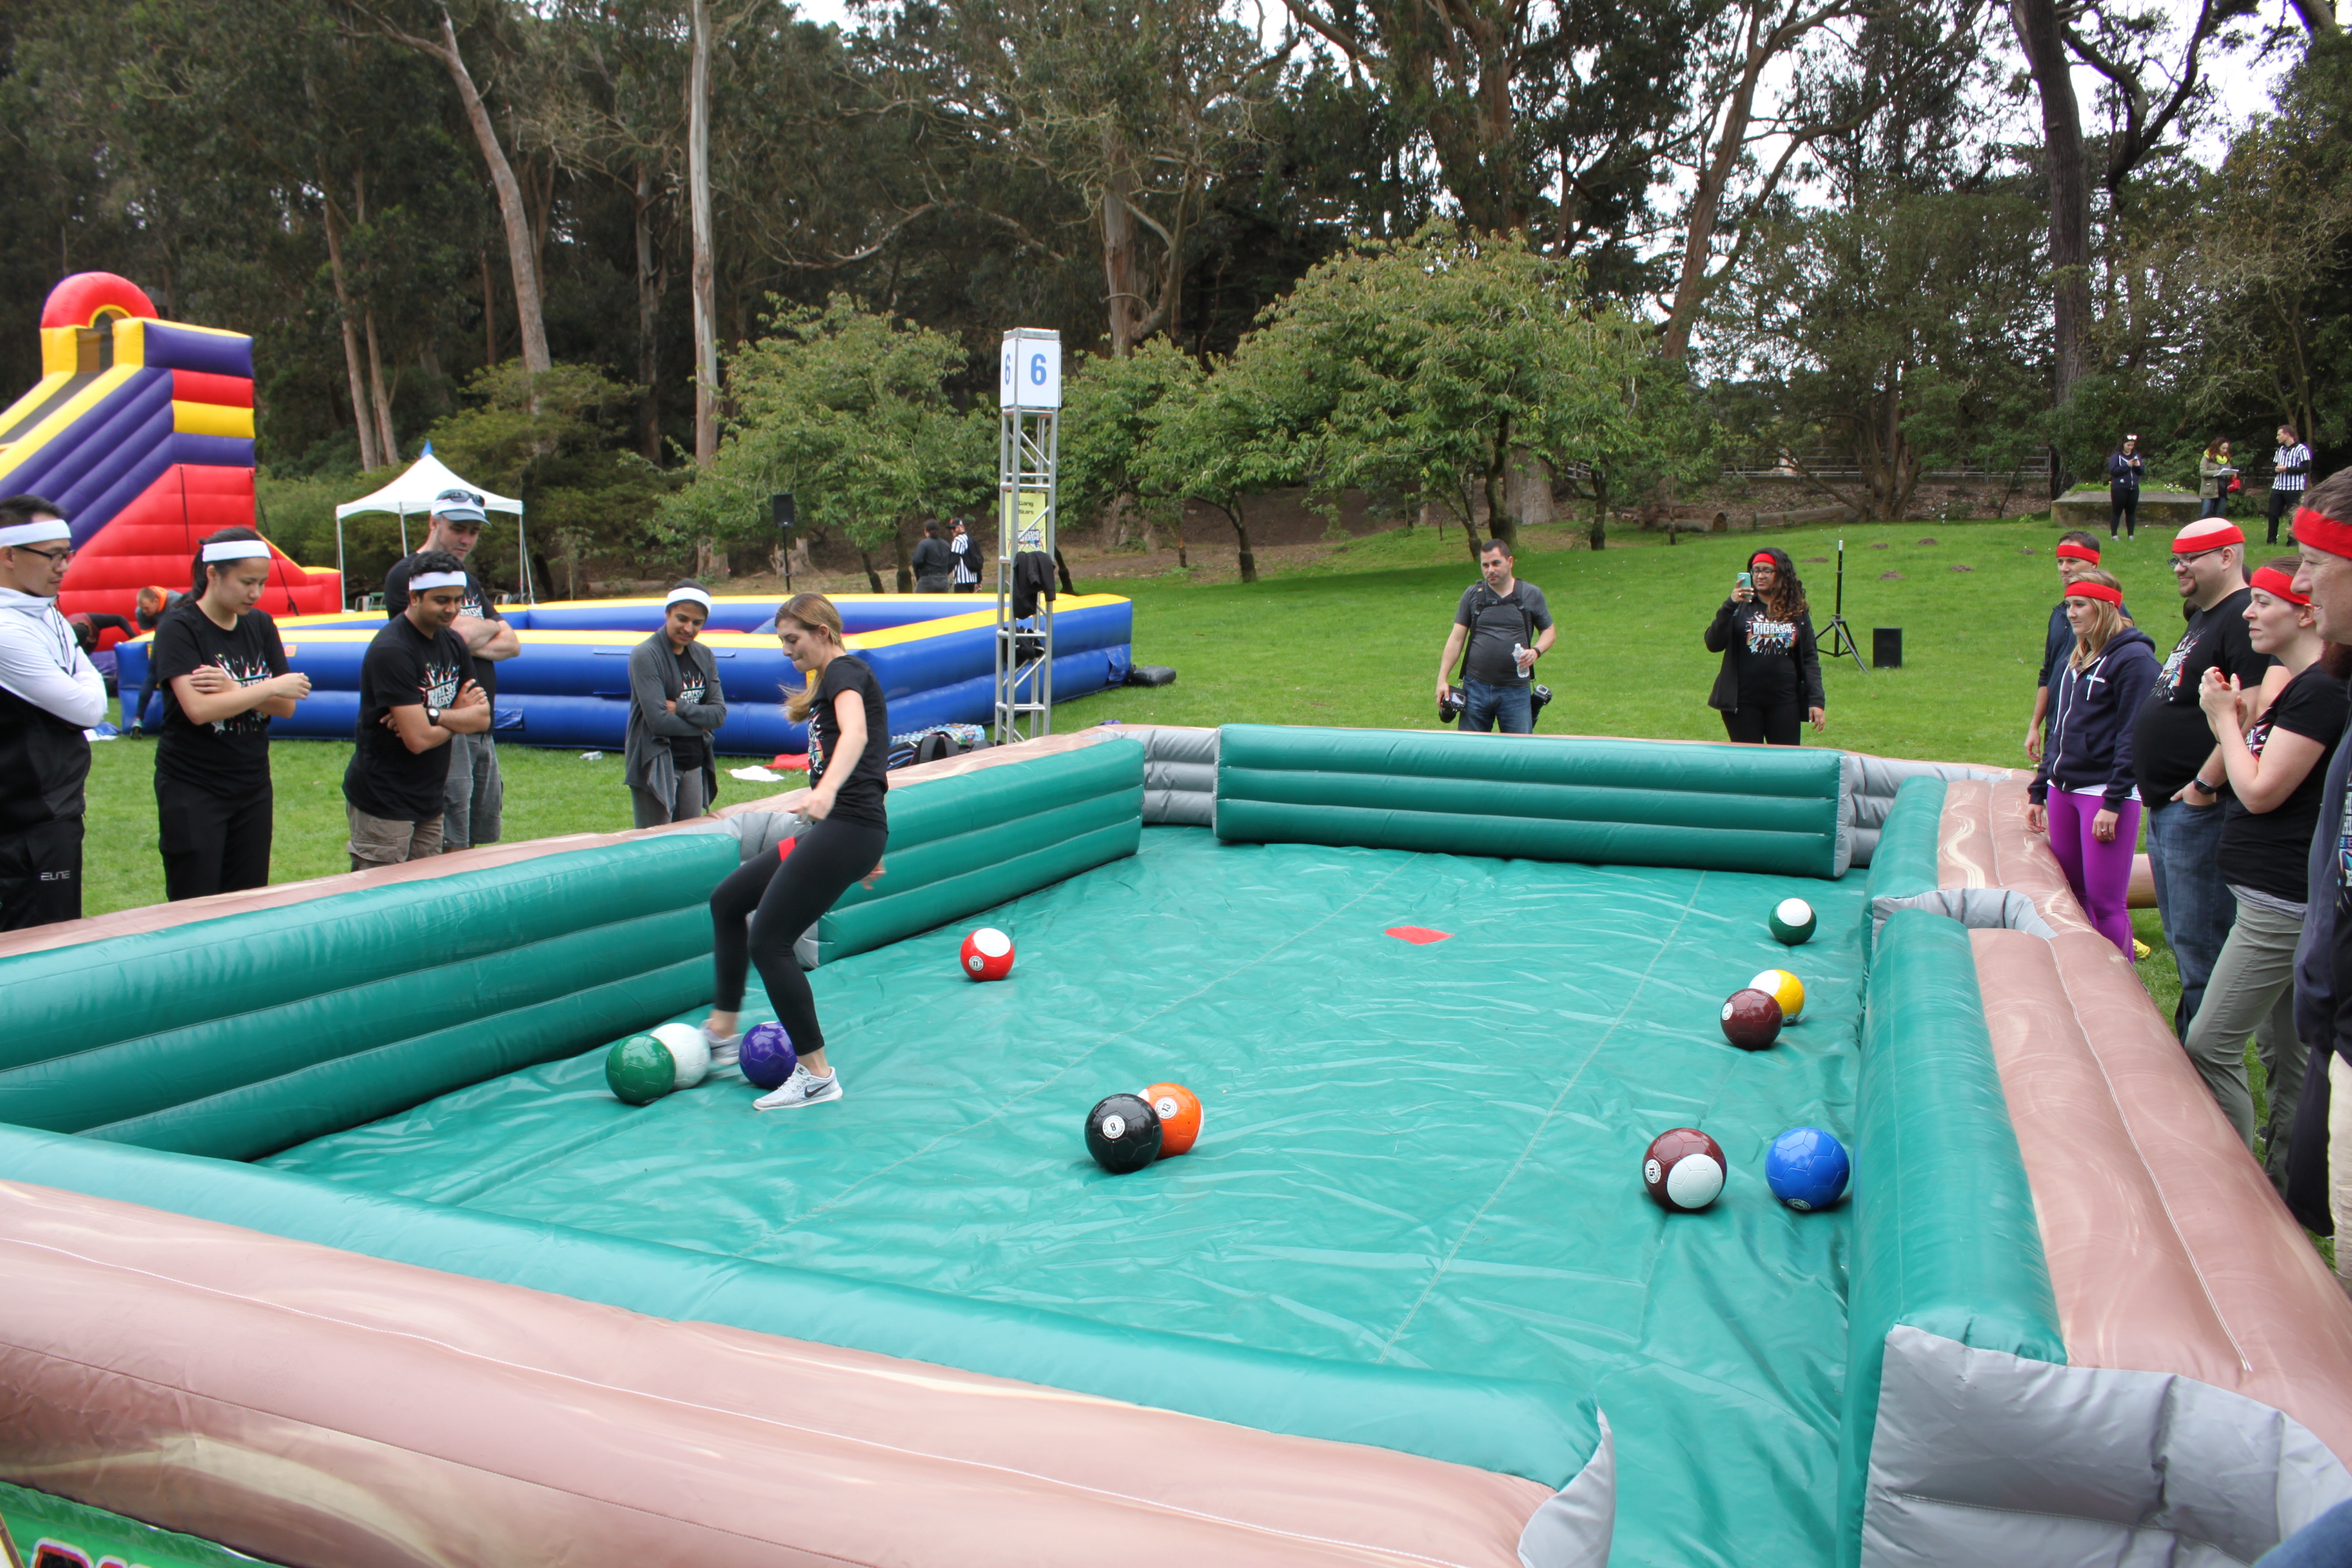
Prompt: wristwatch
<box><xmin>426</xmin><ymin>706</ymin><xmax>442</xmax><ymax>727</ymax></box>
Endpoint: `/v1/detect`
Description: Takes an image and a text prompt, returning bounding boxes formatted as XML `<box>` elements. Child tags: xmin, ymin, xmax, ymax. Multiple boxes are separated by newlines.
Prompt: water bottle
<box><xmin>1513</xmin><ymin>642</ymin><xmax>1531</xmax><ymax>681</ymax></box>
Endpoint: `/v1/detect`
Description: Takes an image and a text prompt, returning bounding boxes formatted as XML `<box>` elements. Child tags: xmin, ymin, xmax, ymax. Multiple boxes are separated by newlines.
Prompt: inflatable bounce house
<box><xmin>0</xmin><ymin>272</ymin><xmax>341</xmax><ymax>626</ymax></box>
<box><xmin>118</xmin><ymin>592</ymin><xmax>1136</xmax><ymax>752</ymax></box>
<box><xmin>1</xmin><ymin>727</ymin><xmax>2348</xmax><ymax>1567</ymax></box>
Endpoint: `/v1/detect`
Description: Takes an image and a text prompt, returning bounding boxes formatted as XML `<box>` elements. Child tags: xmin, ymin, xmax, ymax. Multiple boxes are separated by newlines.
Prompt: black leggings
<box><xmin>2110</xmin><ymin>487</ymin><xmax>2137</xmax><ymax>538</ymax></box>
<box><xmin>709</xmin><ymin>816</ymin><xmax>887</xmax><ymax>1059</ymax></box>
<box><xmin>1722</xmin><ymin>702</ymin><xmax>1803</xmax><ymax>747</ymax></box>
<box><xmin>2269</xmin><ymin>486</ymin><xmax>2298</xmax><ymax>544</ymax></box>
<box><xmin>157</xmin><ymin>776</ymin><xmax>272</xmax><ymax>901</ymax></box>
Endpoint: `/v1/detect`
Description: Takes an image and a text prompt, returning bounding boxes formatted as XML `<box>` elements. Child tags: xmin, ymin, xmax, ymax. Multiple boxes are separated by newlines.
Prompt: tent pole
<box><xmin>516</xmin><ymin>506</ymin><xmax>534</xmax><ymax>604</ymax></box>
<box><xmin>398</xmin><ymin>505</ymin><xmax>409</xmax><ymax>557</ymax></box>
<box><xmin>336</xmin><ymin>514</ymin><xmax>347</xmax><ymax>610</ymax></box>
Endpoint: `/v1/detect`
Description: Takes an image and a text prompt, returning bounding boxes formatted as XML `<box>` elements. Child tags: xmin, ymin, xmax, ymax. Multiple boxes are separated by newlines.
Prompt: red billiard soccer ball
<box><xmin>1643</xmin><ymin>1128</ymin><xmax>1728</xmax><ymax>1212</ymax></box>
<box><xmin>960</xmin><ymin>927</ymin><xmax>1015</xmax><ymax>981</ymax></box>
<box><xmin>1720</xmin><ymin>987</ymin><xmax>1784</xmax><ymax>1051</ymax></box>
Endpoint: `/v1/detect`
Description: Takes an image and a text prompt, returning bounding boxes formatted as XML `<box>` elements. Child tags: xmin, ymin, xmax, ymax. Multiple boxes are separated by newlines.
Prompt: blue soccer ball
<box><xmin>740</xmin><ymin>1021</ymin><xmax>798</xmax><ymax>1090</ymax></box>
<box><xmin>1765</xmin><ymin>1126</ymin><xmax>1850</xmax><ymax>1212</ymax></box>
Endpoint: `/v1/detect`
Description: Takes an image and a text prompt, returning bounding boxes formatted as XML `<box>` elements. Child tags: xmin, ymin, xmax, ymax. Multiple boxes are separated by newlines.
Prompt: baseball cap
<box><xmin>431</xmin><ymin>487</ymin><xmax>488</xmax><ymax>526</ymax></box>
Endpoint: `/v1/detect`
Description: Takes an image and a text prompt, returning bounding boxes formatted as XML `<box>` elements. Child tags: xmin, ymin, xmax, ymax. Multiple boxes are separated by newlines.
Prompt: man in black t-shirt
<box><xmin>382</xmin><ymin>487</ymin><xmax>519</xmax><ymax>851</ymax></box>
<box><xmin>911</xmin><ymin>521</ymin><xmax>954</xmax><ymax>591</ymax></box>
<box><xmin>1435</xmin><ymin>538</ymin><xmax>1555</xmax><ymax>734</ymax></box>
<box><xmin>2135</xmin><ymin>518</ymin><xmax>2273</xmax><ymax>1036</ymax></box>
<box><xmin>344</xmin><ymin>549</ymin><xmax>491</xmax><ymax>869</ymax></box>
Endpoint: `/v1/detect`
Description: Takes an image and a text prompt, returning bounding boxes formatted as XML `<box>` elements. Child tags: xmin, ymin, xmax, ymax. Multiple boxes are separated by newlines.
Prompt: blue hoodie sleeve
<box><xmin>2099</xmin><ymin>643</ymin><xmax>2161</xmax><ymax>808</ymax></box>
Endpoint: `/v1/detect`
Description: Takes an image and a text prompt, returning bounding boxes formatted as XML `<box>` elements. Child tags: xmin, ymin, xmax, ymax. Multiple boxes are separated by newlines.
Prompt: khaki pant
<box><xmin>441</xmin><ymin>730</ymin><xmax>504</xmax><ymax>850</ymax></box>
<box><xmin>346</xmin><ymin>804</ymin><xmax>444</xmax><ymax>871</ymax></box>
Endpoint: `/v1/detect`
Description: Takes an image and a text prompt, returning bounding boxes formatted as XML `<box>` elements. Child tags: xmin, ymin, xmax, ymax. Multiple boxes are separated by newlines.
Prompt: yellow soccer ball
<box><xmin>1748</xmin><ymin>967</ymin><xmax>1806</xmax><ymax>1022</ymax></box>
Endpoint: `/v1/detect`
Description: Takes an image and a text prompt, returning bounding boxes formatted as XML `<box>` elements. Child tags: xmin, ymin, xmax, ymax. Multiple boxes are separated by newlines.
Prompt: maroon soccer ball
<box><xmin>1644</xmin><ymin>1128</ymin><xmax>1728</xmax><ymax>1212</ymax></box>
<box><xmin>1720</xmin><ymin>987</ymin><xmax>1784</xmax><ymax>1051</ymax></box>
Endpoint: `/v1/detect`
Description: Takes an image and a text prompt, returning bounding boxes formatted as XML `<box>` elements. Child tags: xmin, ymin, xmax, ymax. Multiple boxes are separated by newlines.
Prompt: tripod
<box><xmin>1822</xmin><ymin>538</ymin><xmax>1867</xmax><ymax>674</ymax></box>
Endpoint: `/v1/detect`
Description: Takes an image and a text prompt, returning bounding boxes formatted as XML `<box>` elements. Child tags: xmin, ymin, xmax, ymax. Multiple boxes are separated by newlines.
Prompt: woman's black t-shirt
<box><xmin>670</xmin><ymin>644</ymin><xmax>710</xmax><ymax>764</ymax></box>
<box><xmin>2221</xmin><ymin>662</ymin><xmax>2349</xmax><ymax>902</ymax></box>
<box><xmin>807</xmin><ymin>654</ymin><xmax>889</xmax><ymax>828</ymax></box>
<box><xmin>1717</xmin><ymin>600</ymin><xmax>1810</xmax><ymax>706</ymax></box>
<box><xmin>153</xmin><ymin>604</ymin><xmax>289</xmax><ymax>796</ymax></box>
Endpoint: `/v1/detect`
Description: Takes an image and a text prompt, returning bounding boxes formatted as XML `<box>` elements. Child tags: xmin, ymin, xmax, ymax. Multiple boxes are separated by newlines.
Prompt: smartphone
<box><xmin>1737</xmin><ymin>572</ymin><xmax>1752</xmax><ymax>592</ymax></box>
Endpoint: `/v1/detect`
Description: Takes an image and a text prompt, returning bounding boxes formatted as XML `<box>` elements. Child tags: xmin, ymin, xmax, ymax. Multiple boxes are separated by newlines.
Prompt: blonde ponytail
<box><xmin>779</xmin><ymin>593</ymin><xmax>847</xmax><ymax>721</ymax></box>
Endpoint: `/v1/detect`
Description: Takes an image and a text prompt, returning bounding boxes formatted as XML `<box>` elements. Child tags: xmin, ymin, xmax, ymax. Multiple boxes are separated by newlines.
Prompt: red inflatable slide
<box><xmin>0</xmin><ymin>272</ymin><xmax>342</xmax><ymax>633</ymax></box>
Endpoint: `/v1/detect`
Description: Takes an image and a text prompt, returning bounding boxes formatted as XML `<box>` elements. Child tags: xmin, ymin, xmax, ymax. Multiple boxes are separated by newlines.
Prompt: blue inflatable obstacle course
<box><xmin>116</xmin><ymin>593</ymin><xmax>1134</xmax><ymax>754</ymax></box>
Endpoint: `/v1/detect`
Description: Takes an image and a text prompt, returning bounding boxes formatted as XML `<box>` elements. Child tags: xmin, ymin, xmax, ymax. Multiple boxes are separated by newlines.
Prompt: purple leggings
<box><xmin>2046</xmin><ymin>790</ymin><xmax>2142</xmax><ymax>958</ymax></box>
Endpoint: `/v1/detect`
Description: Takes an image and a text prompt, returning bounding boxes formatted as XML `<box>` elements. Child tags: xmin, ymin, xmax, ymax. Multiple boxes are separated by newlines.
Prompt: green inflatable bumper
<box><xmin>1215</xmin><ymin>723</ymin><xmax>1848</xmax><ymax>877</ymax></box>
<box><xmin>1838</xmin><ymin>909</ymin><xmax>2063</xmax><ymax>1565</ymax></box>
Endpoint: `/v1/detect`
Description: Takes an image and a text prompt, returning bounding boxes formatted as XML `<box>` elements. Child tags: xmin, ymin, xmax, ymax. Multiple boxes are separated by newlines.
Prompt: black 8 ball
<box><xmin>1085</xmin><ymin>1093</ymin><xmax>1163</xmax><ymax>1173</ymax></box>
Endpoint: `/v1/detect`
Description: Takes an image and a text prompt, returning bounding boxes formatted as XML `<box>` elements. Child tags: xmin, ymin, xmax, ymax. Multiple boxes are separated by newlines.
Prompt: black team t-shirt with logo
<box><xmin>2220</xmin><ymin>661</ymin><xmax>2349</xmax><ymax>903</ymax></box>
<box><xmin>152</xmin><ymin>603</ymin><xmax>289</xmax><ymax>796</ymax></box>
<box><xmin>2133</xmin><ymin>587</ymin><xmax>2272</xmax><ymax>803</ymax></box>
<box><xmin>344</xmin><ymin>615</ymin><xmax>478</xmax><ymax>822</ymax></box>
<box><xmin>382</xmin><ymin>557</ymin><xmax>504</xmax><ymax>704</ymax></box>
<box><xmin>670</xmin><ymin>644</ymin><xmax>711</xmax><ymax>764</ymax></box>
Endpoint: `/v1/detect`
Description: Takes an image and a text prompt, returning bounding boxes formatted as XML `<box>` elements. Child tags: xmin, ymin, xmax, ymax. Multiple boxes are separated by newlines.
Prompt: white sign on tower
<box><xmin>998</xmin><ymin>329</ymin><xmax>1062</xmax><ymax>410</ymax></box>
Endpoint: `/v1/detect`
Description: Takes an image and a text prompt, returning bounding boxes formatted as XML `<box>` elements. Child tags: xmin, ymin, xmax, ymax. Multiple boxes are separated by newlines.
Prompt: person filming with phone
<box><xmin>1706</xmin><ymin>548</ymin><xmax>1826</xmax><ymax>745</ymax></box>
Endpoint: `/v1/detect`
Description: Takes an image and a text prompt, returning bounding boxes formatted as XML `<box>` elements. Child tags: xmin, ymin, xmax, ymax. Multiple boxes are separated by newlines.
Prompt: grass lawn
<box><xmin>93</xmin><ymin>515</ymin><xmax>2121</xmax><ymax>913</ymax></box>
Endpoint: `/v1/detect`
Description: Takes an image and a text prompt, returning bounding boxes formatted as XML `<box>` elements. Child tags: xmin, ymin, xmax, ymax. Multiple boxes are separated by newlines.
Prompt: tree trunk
<box><xmin>1219</xmin><ymin>503</ymin><xmax>1258</xmax><ymax>583</ymax></box>
<box><xmin>1589</xmin><ymin>468</ymin><xmax>1610</xmax><ymax>551</ymax></box>
<box><xmin>1481</xmin><ymin>419</ymin><xmax>1517</xmax><ymax>549</ymax></box>
<box><xmin>480</xmin><ymin>248</ymin><xmax>497</xmax><ymax>368</ymax></box>
<box><xmin>858</xmin><ymin>549</ymin><xmax>885</xmax><ymax>593</ymax></box>
<box><xmin>318</xmin><ymin>198</ymin><xmax>380</xmax><ymax>472</ymax></box>
<box><xmin>894</xmin><ymin>528</ymin><xmax>913</xmax><ymax>593</ymax></box>
<box><xmin>634</xmin><ymin>164</ymin><xmax>665</xmax><ymax>465</ymax></box>
<box><xmin>1661</xmin><ymin>35</ymin><xmax>1765</xmax><ymax>362</ymax></box>
<box><xmin>363</xmin><ymin>308</ymin><xmax>398</xmax><ymax>468</ymax></box>
<box><xmin>688</xmin><ymin>0</ymin><xmax>719</xmax><ymax>466</ymax></box>
<box><xmin>428</xmin><ymin>12</ymin><xmax>549</xmax><ymax>376</ymax></box>
<box><xmin>1100</xmin><ymin>130</ymin><xmax>1147</xmax><ymax>355</ymax></box>
<box><xmin>2011</xmin><ymin>0</ymin><xmax>2093</xmax><ymax>416</ymax></box>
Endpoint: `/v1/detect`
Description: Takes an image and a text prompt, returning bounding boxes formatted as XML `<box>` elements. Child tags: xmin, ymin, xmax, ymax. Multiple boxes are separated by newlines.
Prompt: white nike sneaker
<box><xmin>753</xmin><ymin>1064</ymin><xmax>842</xmax><ymax>1111</ymax></box>
<box><xmin>702</xmin><ymin>1025</ymin><xmax>742</xmax><ymax>1071</ymax></box>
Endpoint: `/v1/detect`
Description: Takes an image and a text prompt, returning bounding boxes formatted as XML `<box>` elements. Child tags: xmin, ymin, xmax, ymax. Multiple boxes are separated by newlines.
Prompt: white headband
<box><xmin>201</xmin><ymin>540</ymin><xmax>272</xmax><ymax>562</ymax></box>
<box><xmin>666</xmin><ymin>587</ymin><xmax>713</xmax><ymax>611</ymax></box>
<box><xmin>408</xmin><ymin>570</ymin><xmax>469</xmax><ymax>591</ymax></box>
<box><xmin>0</xmin><ymin>517</ymin><xmax>70</xmax><ymax>547</ymax></box>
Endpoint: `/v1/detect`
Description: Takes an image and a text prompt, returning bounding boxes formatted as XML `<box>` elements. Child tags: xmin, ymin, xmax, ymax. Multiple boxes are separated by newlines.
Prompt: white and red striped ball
<box><xmin>960</xmin><ymin>927</ymin><xmax>1015</xmax><ymax>981</ymax></box>
<box><xmin>1642</xmin><ymin>1128</ymin><xmax>1727</xmax><ymax>1213</ymax></box>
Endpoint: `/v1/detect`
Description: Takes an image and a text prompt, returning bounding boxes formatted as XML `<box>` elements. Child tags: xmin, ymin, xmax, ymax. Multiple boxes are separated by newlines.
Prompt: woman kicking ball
<box><xmin>702</xmin><ymin>593</ymin><xmax>887</xmax><ymax>1109</ymax></box>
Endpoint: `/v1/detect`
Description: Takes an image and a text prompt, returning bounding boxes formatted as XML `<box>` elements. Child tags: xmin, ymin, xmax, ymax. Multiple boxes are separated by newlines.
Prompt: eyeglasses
<box><xmin>2172</xmin><ymin>549</ymin><xmax>2225</xmax><ymax>570</ymax></box>
<box><xmin>12</xmin><ymin>543</ymin><xmax>72</xmax><ymax>564</ymax></box>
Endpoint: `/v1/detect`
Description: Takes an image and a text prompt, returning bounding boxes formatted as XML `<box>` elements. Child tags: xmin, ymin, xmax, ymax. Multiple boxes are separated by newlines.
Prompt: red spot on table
<box><xmin>1386</xmin><ymin>926</ymin><xmax>1452</xmax><ymax>945</ymax></box>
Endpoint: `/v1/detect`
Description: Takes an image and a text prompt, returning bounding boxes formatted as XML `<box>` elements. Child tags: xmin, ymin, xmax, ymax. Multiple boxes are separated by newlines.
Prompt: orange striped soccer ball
<box><xmin>1142</xmin><ymin>1082</ymin><xmax>1203</xmax><ymax>1157</ymax></box>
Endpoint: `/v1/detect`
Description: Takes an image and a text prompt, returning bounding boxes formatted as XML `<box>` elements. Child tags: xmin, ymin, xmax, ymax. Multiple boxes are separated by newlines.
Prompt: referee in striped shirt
<box><xmin>2269</xmin><ymin>424</ymin><xmax>2313</xmax><ymax>544</ymax></box>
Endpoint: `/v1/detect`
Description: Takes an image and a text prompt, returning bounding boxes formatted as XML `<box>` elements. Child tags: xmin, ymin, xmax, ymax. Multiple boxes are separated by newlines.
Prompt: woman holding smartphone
<box><xmin>1705</xmin><ymin>547</ymin><xmax>1826</xmax><ymax>745</ymax></box>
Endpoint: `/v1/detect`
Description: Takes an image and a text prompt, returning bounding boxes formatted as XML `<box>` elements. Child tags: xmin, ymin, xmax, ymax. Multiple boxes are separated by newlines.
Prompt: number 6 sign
<box><xmin>998</xmin><ymin>329</ymin><xmax>1062</xmax><ymax>410</ymax></box>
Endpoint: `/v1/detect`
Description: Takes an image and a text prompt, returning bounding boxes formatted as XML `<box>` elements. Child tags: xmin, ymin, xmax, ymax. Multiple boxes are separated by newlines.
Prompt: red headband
<box><xmin>2055</xmin><ymin>541</ymin><xmax>2100</xmax><ymax>563</ymax></box>
<box><xmin>2251</xmin><ymin>565</ymin><xmax>2310</xmax><ymax>605</ymax></box>
<box><xmin>2297</xmin><ymin>505</ymin><xmax>2352</xmax><ymax>559</ymax></box>
<box><xmin>2064</xmin><ymin>581</ymin><xmax>2123</xmax><ymax>605</ymax></box>
<box><xmin>2172</xmin><ymin>520</ymin><xmax>2245</xmax><ymax>553</ymax></box>
<box><xmin>1749</xmin><ymin>553</ymin><xmax>1775</xmax><ymax>568</ymax></box>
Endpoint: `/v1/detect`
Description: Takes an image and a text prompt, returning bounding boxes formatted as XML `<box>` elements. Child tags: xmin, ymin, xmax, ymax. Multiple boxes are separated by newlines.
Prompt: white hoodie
<box><xmin>0</xmin><ymin>585</ymin><xmax>106</xmax><ymax>729</ymax></box>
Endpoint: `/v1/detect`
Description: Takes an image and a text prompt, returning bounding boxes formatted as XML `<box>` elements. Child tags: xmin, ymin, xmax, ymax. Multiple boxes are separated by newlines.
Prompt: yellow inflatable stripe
<box><xmin>0</xmin><ymin>365</ymin><xmax>143</xmax><ymax>489</ymax></box>
<box><xmin>0</xmin><ymin>371</ymin><xmax>74</xmax><ymax>432</ymax></box>
<box><xmin>172</xmin><ymin>401</ymin><xmax>255</xmax><ymax>439</ymax></box>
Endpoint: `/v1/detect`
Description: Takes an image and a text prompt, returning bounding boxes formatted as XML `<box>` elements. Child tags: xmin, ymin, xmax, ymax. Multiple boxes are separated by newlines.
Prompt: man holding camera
<box><xmin>1436</xmin><ymin>538</ymin><xmax>1554</xmax><ymax>734</ymax></box>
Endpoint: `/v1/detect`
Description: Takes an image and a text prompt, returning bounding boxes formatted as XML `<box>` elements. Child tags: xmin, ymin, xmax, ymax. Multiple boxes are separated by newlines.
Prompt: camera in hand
<box><xmin>1439</xmin><ymin>687</ymin><xmax>1466</xmax><ymax>724</ymax></box>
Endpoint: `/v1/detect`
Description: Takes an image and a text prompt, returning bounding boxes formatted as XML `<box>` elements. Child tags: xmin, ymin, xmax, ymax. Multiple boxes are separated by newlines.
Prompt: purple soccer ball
<box><xmin>740</xmin><ymin>1021</ymin><xmax>798</xmax><ymax>1090</ymax></box>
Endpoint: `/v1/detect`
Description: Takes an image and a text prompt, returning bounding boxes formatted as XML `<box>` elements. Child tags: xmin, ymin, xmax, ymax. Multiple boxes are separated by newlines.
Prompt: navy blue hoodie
<box><xmin>2030</xmin><ymin>625</ymin><xmax>2161</xmax><ymax>809</ymax></box>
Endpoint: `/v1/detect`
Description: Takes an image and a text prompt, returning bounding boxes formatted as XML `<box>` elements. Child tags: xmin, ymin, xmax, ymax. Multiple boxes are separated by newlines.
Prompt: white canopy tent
<box><xmin>333</xmin><ymin>445</ymin><xmax>532</xmax><ymax>607</ymax></box>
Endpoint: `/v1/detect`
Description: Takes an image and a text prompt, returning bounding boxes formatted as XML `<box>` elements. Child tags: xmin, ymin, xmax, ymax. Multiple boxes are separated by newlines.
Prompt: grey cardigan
<box><xmin>623</xmin><ymin>632</ymin><xmax>727</xmax><ymax>794</ymax></box>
